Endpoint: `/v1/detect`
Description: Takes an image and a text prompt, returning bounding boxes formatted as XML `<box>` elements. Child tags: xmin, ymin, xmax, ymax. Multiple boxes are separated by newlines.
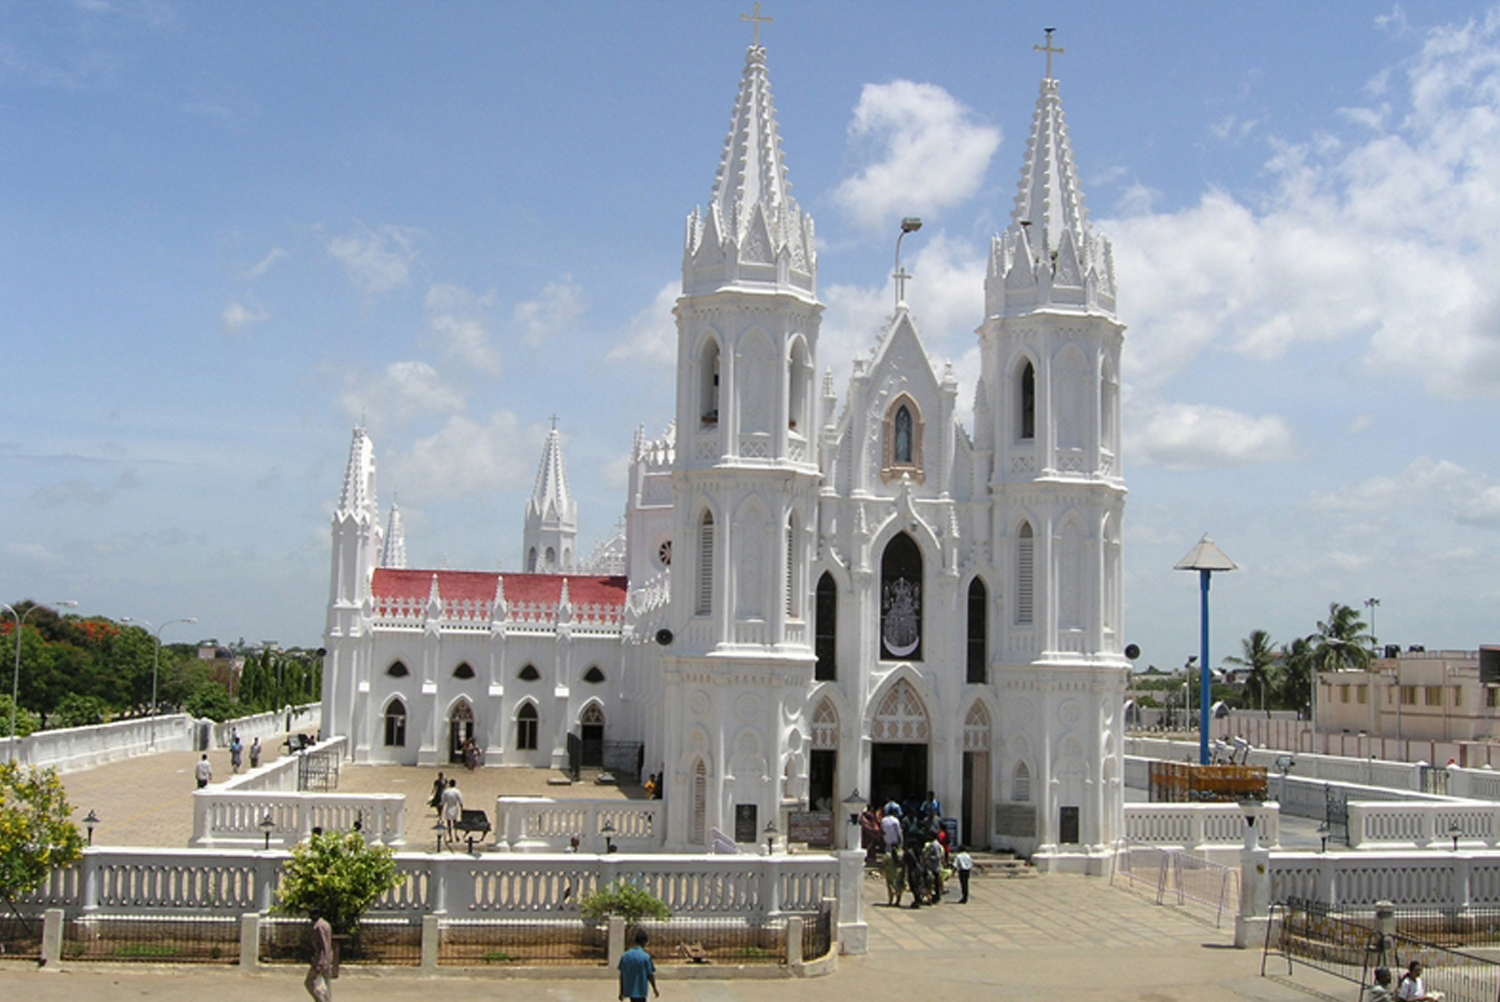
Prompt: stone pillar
<box><xmin>786</xmin><ymin>915</ymin><xmax>804</xmax><ymax>970</ymax></box>
<box><xmin>607</xmin><ymin>916</ymin><xmax>625</xmax><ymax>967</ymax></box>
<box><xmin>40</xmin><ymin>908</ymin><xmax>63</xmax><ymax>967</ymax></box>
<box><xmin>421</xmin><ymin>914</ymin><xmax>440</xmax><ymax>969</ymax></box>
<box><xmin>239</xmin><ymin>913</ymin><xmax>260</xmax><ymax>971</ymax></box>
<box><xmin>835</xmin><ymin>850</ymin><xmax>867</xmax><ymax>955</ymax></box>
<box><xmin>1233</xmin><ymin>813</ymin><xmax>1272</xmax><ymax>949</ymax></box>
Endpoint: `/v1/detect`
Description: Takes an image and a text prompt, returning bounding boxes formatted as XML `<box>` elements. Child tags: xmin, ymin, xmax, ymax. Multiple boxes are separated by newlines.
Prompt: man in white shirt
<box><xmin>195</xmin><ymin>754</ymin><xmax>213</xmax><ymax>788</ymax></box>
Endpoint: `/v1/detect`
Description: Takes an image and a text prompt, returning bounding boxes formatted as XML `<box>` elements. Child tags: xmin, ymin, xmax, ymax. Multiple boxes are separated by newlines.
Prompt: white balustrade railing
<box><xmin>1348</xmin><ymin>800</ymin><xmax>1500</xmax><ymax>849</ymax></box>
<box><xmin>0</xmin><ymin>714</ymin><xmax>199</xmax><ymax>772</ymax></box>
<box><xmin>496</xmin><ymin>797</ymin><xmax>662</xmax><ymax>852</ymax></box>
<box><xmin>192</xmin><ymin>790</ymin><xmax>404</xmax><ymax>849</ymax></box>
<box><xmin>1124</xmin><ymin>802</ymin><xmax>1280</xmax><ymax>850</ymax></box>
<box><xmin>17</xmin><ymin>847</ymin><xmax>841</xmax><ymax>923</ymax></box>
<box><xmin>212</xmin><ymin>704</ymin><xmax>319</xmax><ymax>749</ymax></box>
<box><xmin>1267</xmin><ymin>851</ymin><xmax>1500</xmax><ymax>909</ymax></box>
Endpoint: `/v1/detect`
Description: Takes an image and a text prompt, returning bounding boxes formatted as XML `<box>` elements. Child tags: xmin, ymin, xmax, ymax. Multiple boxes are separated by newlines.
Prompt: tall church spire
<box><xmin>683</xmin><ymin>39</ymin><xmax>816</xmax><ymax>299</ymax></box>
<box><xmin>985</xmin><ymin>32</ymin><xmax>1116</xmax><ymax>320</ymax></box>
<box><xmin>523</xmin><ymin>420</ymin><xmax>577</xmax><ymax>573</ymax></box>
<box><xmin>337</xmin><ymin>425</ymin><xmax>377</xmax><ymax>520</ymax></box>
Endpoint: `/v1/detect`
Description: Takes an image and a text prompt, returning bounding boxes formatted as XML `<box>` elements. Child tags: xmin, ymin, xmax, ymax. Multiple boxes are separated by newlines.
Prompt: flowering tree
<box><xmin>0</xmin><ymin>763</ymin><xmax>84</xmax><ymax>919</ymax></box>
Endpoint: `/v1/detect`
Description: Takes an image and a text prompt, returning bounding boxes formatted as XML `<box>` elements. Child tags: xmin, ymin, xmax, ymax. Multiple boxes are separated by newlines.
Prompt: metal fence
<box><xmin>1263</xmin><ymin>898</ymin><xmax>1500</xmax><ymax>1002</ymax></box>
<box><xmin>0</xmin><ymin>915</ymin><xmax>42</xmax><ymax>961</ymax></box>
<box><xmin>62</xmin><ymin>915</ymin><xmax>240</xmax><ymax>964</ymax></box>
<box><xmin>637</xmin><ymin>917</ymin><xmax>788</xmax><ymax>965</ymax></box>
<box><xmin>802</xmin><ymin>908</ymin><xmax>834</xmax><ymax>961</ymax></box>
<box><xmin>260</xmin><ymin>916</ymin><xmax>421</xmax><ymax>967</ymax></box>
<box><xmin>1110</xmin><ymin>845</ymin><xmax>1240</xmax><ymax>928</ymax></box>
<box><xmin>439</xmin><ymin>919</ymin><xmax>606</xmax><ymax>967</ymax></box>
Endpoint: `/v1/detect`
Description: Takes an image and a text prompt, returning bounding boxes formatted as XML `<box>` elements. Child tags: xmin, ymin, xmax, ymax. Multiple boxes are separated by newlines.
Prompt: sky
<box><xmin>5</xmin><ymin>0</ymin><xmax>1500</xmax><ymax>673</ymax></box>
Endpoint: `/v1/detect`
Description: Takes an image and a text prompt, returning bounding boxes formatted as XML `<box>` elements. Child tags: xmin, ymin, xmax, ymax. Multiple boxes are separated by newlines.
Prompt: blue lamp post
<box><xmin>1175</xmin><ymin>535</ymin><xmax>1238</xmax><ymax>765</ymax></box>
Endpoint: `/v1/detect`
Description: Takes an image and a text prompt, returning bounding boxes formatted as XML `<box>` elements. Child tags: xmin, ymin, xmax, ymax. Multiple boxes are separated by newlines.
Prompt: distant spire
<box><xmin>381</xmin><ymin>501</ymin><xmax>407</xmax><ymax>568</ymax></box>
<box><xmin>985</xmin><ymin>31</ymin><xmax>1116</xmax><ymax>319</ymax></box>
<box><xmin>684</xmin><ymin>31</ymin><xmax>816</xmax><ymax>298</ymax></box>
<box><xmin>523</xmin><ymin>422</ymin><xmax>578</xmax><ymax>573</ymax></box>
<box><xmin>529</xmin><ymin>424</ymin><xmax>575</xmax><ymax>523</ymax></box>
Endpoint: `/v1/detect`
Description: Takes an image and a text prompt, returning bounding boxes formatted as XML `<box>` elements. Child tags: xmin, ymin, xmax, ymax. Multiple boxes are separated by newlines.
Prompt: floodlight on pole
<box><xmin>5</xmin><ymin>600</ymin><xmax>78</xmax><ymax>760</ymax></box>
<box><xmin>1174</xmin><ymin>535</ymin><xmax>1238</xmax><ymax>766</ymax></box>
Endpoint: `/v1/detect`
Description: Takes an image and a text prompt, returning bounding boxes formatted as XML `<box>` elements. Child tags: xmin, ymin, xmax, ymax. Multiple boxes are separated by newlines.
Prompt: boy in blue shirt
<box><xmin>618</xmin><ymin>929</ymin><xmax>659</xmax><ymax>1002</ymax></box>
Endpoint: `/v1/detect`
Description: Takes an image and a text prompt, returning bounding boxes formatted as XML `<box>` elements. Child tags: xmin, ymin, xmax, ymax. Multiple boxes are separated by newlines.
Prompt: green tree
<box><xmin>1280</xmin><ymin>636</ymin><xmax>1316</xmax><ymax>716</ymax></box>
<box><xmin>1225</xmin><ymin>629</ymin><xmax>1279</xmax><ymax>712</ymax></box>
<box><xmin>186</xmin><ymin>681</ymin><xmax>236</xmax><ymax>722</ymax></box>
<box><xmin>53</xmin><ymin>693</ymin><xmax>108</xmax><ymax>729</ymax></box>
<box><xmin>275</xmin><ymin>831</ymin><xmax>402</xmax><ymax>935</ymax></box>
<box><xmin>0</xmin><ymin>695</ymin><xmax>40</xmax><ymax>738</ymax></box>
<box><xmin>578</xmin><ymin>881</ymin><xmax>673</xmax><ymax>924</ymax></box>
<box><xmin>0</xmin><ymin>763</ymin><xmax>85</xmax><ymax>919</ymax></box>
<box><xmin>1313</xmin><ymin>602</ymin><xmax>1371</xmax><ymax>675</ymax></box>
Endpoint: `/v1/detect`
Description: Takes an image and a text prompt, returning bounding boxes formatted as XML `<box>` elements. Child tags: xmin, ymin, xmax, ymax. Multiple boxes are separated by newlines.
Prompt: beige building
<box><xmin>1317</xmin><ymin>650</ymin><xmax>1500</xmax><ymax>744</ymax></box>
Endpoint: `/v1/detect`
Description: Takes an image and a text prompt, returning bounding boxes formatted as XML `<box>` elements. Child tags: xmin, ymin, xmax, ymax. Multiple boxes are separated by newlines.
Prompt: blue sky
<box><xmin>5</xmin><ymin>1</ymin><xmax>1500</xmax><ymax>673</ymax></box>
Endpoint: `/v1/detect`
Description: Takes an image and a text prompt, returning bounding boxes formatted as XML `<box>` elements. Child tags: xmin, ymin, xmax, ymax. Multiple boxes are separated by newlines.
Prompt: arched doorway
<box><xmin>448</xmin><ymin>700</ymin><xmax>475</xmax><ymax>764</ymax></box>
<box><xmin>579</xmin><ymin>703</ymin><xmax>605</xmax><ymax>768</ymax></box>
<box><xmin>961</xmin><ymin>702</ymin><xmax>992</xmax><ymax>847</ymax></box>
<box><xmin>869</xmin><ymin>679</ymin><xmax>929</xmax><ymax>808</ymax></box>
<box><xmin>809</xmin><ymin>699</ymin><xmax>839</xmax><ymax>811</ymax></box>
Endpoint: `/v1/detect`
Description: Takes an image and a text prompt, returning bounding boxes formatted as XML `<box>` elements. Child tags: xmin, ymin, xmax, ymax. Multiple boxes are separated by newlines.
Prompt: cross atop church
<box><xmin>550</xmin><ymin>414</ymin><xmax>558</xmax><ymax>431</ymax></box>
<box><xmin>740</xmin><ymin>2</ymin><xmax>773</xmax><ymax>47</ymax></box>
<box><xmin>1034</xmin><ymin>27</ymin><xmax>1063</xmax><ymax>80</ymax></box>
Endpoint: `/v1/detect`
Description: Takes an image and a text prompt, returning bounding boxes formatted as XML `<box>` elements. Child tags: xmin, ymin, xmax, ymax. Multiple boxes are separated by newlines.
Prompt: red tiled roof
<box><xmin>371</xmin><ymin>568</ymin><xmax>627</xmax><ymax>607</ymax></box>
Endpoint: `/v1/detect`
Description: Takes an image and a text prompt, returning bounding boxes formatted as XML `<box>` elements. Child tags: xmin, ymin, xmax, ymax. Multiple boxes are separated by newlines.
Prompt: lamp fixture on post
<box><xmin>1274</xmin><ymin>754</ymin><xmax>1295</xmax><ymax>805</ymax></box>
<box><xmin>1450</xmin><ymin>821</ymin><xmax>1463</xmax><ymax>852</ymax></box>
<box><xmin>841</xmin><ymin>789</ymin><xmax>866</xmax><ymax>852</ymax></box>
<box><xmin>83</xmin><ymin>809</ymin><xmax>100</xmax><ymax>846</ymax></box>
<box><xmin>764</xmin><ymin>820</ymin><xmax>778</xmax><ymax>856</ymax></box>
<box><xmin>1317</xmin><ymin>823</ymin><xmax>1330</xmax><ymax>853</ymax></box>
<box><xmin>4</xmin><ymin>600</ymin><xmax>78</xmax><ymax>760</ymax></box>
<box><xmin>1174</xmin><ymin>535</ymin><xmax>1238</xmax><ymax>765</ymax></box>
<box><xmin>122</xmin><ymin>616</ymin><xmax>198</xmax><ymax>751</ymax></box>
<box><xmin>259</xmin><ymin>813</ymin><xmax>275</xmax><ymax>851</ymax></box>
<box><xmin>893</xmin><ymin>216</ymin><xmax>922</xmax><ymax>309</ymax></box>
<box><xmin>601</xmin><ymin>819</ymin><xmax>616</xmax><ymax>854</ymax></box>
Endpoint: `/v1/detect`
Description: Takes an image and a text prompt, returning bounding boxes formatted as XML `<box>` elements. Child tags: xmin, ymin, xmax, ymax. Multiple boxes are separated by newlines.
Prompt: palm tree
<box><xmin>1225</xmin><ymin>629</ymin><xmax>1278</xmax><ymax>712</ymax></box>
<box><xmin>1280</xmin><ymin>636</ymin><xmax>1315</xmax><ymax>718</ymax></box>
<box><xmin>1313</xmin><ymin>602</ymin><xmax>1372</xmax><ymax>675</ymax></box>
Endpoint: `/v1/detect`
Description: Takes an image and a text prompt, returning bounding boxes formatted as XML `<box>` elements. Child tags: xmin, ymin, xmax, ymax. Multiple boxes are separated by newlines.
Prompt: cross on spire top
<box><xmin>740</xmin><ymin>2</ymin><xmax>772</xmax><ymax>48</ymax></box>
<box><xmin>1034</xmin><ymin>27</ymin><xmax>1064</xmax><ymax>80</ymax></box>
<box><xmin>550</xmin><ymin>414</ymin><xmax>558</xmax><ymax>431</ymax></box>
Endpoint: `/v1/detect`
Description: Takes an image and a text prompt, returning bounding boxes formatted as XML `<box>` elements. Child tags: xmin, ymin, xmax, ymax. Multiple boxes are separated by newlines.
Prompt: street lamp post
<box><xmin>4</xmin><ymin>600</ymin><xmax>78</xmax><ymax>759</ymax></box>
<box><xmin>1175</xmin><ymin>536</ymin><xmax>1238</xmax><ymax>766</ymax></box>
<box><xmin>893</xmin><ymin>217</ymin><xmax>922</xmax><ymax>308</ymax></box>
<box><xmin>123</xmin><ymin>616</ymin><xmax>198</xmax><ymax>750</ymax></box>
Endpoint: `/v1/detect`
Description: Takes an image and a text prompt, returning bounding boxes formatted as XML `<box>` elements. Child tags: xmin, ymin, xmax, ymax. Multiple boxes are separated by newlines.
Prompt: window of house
<box><xmin>1453</xmin><ymin>685</ymin><xmax>1462</xmax><ymax>707</ymax></box>
<box><xmin>1401</xmin><ymin>686</ymin><xmax>1417</xmax><ymax>706</ymax></box>
<box><xmin>1425</xmin><ymin>686</ymin><xmax>1443</xmax><ymax>706</ymax></box>
<box><xmin>383</xmin><ymin>699</ymin><xmax>406</xmax><ymax>747</ymax></box>
<box><xmin>1488</xmin><ymin>687</ymin><xmax>1498</xmax><ymax>709</ymax></box>
<box><xmin>1357</xmin><ymin>685</ymin><xmax>1367</xmax><ymax>704</ymax></box>
<box><xmin>1339</xmin><ymin>685</ymin><xmax>1350</xmax><ymax>704</ymax></box>
<box><xmin>516</xmin><ymin>703</ymin><xmax>538</xmax><ymax>750</ymax></box>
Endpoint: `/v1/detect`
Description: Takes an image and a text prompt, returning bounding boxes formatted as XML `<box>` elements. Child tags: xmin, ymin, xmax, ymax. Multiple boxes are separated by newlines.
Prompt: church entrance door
<box><xmin>580</xmin><ymin>704</ymin><xmax>604</xmax><ymax>768</ymax></box>
<box><xmin>870</xmin><ymin>743</ymin><xmax>926</xmax><ymax>809</ymax></box>
<box><xmin>961</xmin><ymin>751</ymin><xmax>991</xmax><ymax>847</ymax></box>
<box><xmin>448</xmin><ymin>702</ymin><xmax>474</xmax><ymax>764</ymax></box>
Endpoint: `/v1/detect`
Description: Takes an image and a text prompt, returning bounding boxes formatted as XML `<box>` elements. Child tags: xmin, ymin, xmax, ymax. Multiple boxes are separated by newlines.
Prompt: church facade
<box><xmin>322</xmin><ymin>35</ymin><xmax>1129</xmax><ymax>872</ymax></box>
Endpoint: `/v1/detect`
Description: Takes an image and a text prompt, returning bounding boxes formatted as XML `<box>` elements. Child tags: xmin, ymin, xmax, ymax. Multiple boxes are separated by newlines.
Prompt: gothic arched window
<box><xmin>881</xmin><ymin>394</ymin><xmax>925</xmax><ymax>483</ymax></box>
<box><xmin>453</xmin><ymin>662</ymin><xmax>475</xmax><ymax>680</ymax></box>
<box><xmin>516</xmin><ymin>702</ymin><xmax>539</xmax><ymax>751</ymax></box>
<box><xmin>386</xmin><ymin>661</ymin><xmax>409</xmax><ymax>678</ymax></box>
<box><xmin>700</xmin><ymin>339</ymin><xmax>721</xmax><ymax>426</ymax></box>
<box><xmin>1013</xmin><ymin>761</ymin><xmax>1031</xmax><ymax>802</ymax></box>
<box><xmin>815</xmin><ymin>572</ymin><xmax>837</xmax><ymax>681</ymax></box>
<box><xmin>967</xmin><ymin>577</ymin><xmax>988</xmax><ymax>684</ymax></box>
<box><xmin>583</xmin><ymin>666</ymin><xmax>606</xmax><ymax>684</ymax></box>
<box><xmin>894</xmin><ymin>406</ymin><xmax>913</xmax><ymax>463</ymax></box>
<box><xmin>383</xmin><ymin>699</ymin><xmax>407</xmax><ymax>747</ymax></box>
<box><xmin>1019</xmin><ymin>361</ymin><xmax>1036</xmax><ymax>440</ymax></box>
<box><xmin>696</xmin><ymin>509</ymin><xmax>715</xmax><ymax>615</ymax></box>
<box><xmin>880</xmin><ymin>533</ymin><xmax>923</xmax><ymax>661</ymax></box>
<box><xmin>1016</xmin><ymin>522</ymin><xmax>1035</xmax><ymax>625</ymax></box>
<box><xmin>518</xmin><ymin>664</ymin><xmax>541</xmax><ymax>682</ymax></box>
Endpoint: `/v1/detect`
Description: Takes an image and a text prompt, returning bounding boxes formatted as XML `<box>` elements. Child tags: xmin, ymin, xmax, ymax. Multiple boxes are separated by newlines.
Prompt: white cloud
<box><xmin>1126</xmin><ymin>399</ymin><xmax>1297</xmax><ymax>469</ymax></box>
<box><xmin>5</xmin><ymin>542</ymin><xmax>62</xmax><ymax>567</ymax></box>
<box><xmin>388</xmin><ymin>412</ymin><xmax>541</xmax><ymax>502</ymax></box>
<box><xmin>327</xmin><ymin>224</ymin><xmax>418</xmax><ymax>296</ymax></box>
<box><xmin>1104</xmin><ymin>14</ymin><xmax>1500</xmax><ymax>399</ymax></box>
<box><xmin>339</xmin><ymin>361</ymin><xmax>465</xmax><ymax>428</ymax></box>
<box><xmin>515</xmin><ymin>275</ymin><xmax>586</xmax><ymax>347</ymax></box>
<box><xmin>222</xmin><ymin>298</ymin><xmax>269</xmax><ymax>337</ymax></box>
<box><xmin>1309</xmin><ymin>456</ymin><xmax>1500</xmax><ymax>527</ymax></box>
<box><xmin>607</xmin><ymin>282</ymin><xmax>679</xmax><ymax>366</ymax></box>
<box><xmin>424</xmin><ymin>283</ymin><xmax>502</xmax><ymax>375</ymax></box>
<box><xmin>834</xmin><ymin>80</ymin><xmax>1001</xmax><ymax>231</ymax></box>
<box><xmin>247</xmin><ymin>247</ymin><xmax>287</xmax><ymax>278</ymax></box>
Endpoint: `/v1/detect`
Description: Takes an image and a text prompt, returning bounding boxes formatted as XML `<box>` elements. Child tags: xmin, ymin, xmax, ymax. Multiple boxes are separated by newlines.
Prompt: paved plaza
<box><xmin>34</xmin><ymin>748</ymin><xmax>1360</xmax><ymax>999</ymax></box>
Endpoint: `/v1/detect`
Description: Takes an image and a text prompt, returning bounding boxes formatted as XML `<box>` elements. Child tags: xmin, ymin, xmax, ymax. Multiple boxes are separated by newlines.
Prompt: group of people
<box><xmin>460</xmin><ymin>737</ymin><xmax>483</xmax><ymax>770</ymax></box>
<box><xmin>226</xmin><ymin>730</ymin><xmax>262</xmax><ymax>774</ymax></box>
<box><xmin>1369</xmin><ymin>961</ymin><xmax>1443</xmax><ymax>1001</ymax></box>
<box><xmin>860</xmin><ymin>791</ymin><xmax>972</xmax><ymax>909</ymax></box>
<box><xmin>429</xmin><ymin>771</ymin><xmax>465</xmax><ymax>842</ymax></box>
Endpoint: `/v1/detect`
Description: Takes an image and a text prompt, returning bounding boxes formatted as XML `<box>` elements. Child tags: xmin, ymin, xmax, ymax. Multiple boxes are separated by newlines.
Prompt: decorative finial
<box><xmin>550</xmin><ymin>413</ymin><xmax>558</xmax><ymax>431</ymax></box>
<box><xmin>740</xmin><ymin>2</ymin><xmax>773</xmax><ymax>48</ymax></box>
<box><xmin>1034</xmin><ymin>27</ymin><xmax>1064</xmax><ymax>80</ymax></box>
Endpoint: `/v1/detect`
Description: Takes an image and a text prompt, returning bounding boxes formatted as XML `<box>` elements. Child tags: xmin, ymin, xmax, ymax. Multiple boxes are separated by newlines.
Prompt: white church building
<box><xmin>322</xmin><ymin>34</ymin><xmax>1129</xmax><ymax>872</ymax></box>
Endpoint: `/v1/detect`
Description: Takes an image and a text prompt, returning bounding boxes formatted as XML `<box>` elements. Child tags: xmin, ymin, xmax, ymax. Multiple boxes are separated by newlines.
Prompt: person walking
<box><xmin>249</xmin><ymin>736</ymin><xmax>262</xmax><ymax>769</ymax></box>
<box><xmin>305</xmin><ymin>912</ymin><xmax>333</xmax><ymax>1002</ymax></box>
<box><xmin>229</xmin><ymin>731</ymin><xmax>243</xmax><ymax>773</ymax></box>
<box><xmin>195</xmin><ymin>753</ymin><xmax>213</xmax><ymax>789</ymax></box>
<box><xmin>440</xmin><ymin>778</ymin><xmax>464</xmax><ymax>843</ymax></box>
<box><xmin>617</xmin><ymin>929</ymin><xmax>659</xmax><ymax>1002</ymax></box>
<box><xmin>954</xmin><ymin>848</ymin><xmax>973</xmax><ymax>904</ymax></box>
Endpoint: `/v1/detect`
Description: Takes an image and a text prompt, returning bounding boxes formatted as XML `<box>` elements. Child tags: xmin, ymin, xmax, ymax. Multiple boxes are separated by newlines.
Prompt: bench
<box><xmin>676</xmin><ymin>942</ymin><xmax>708</xmax><ymax>964</ymax></box>
<box><xmin>454</xmin><ymin>809</ymin><xmax>491</xmax><ymax>851</ymax></box>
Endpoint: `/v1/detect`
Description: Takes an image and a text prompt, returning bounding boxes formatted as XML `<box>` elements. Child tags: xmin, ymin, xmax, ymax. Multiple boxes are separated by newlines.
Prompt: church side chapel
<box><xmin>321</xmin><ymin>23</ymin><xmax>1129</xmax><ymax>872</ymax></box>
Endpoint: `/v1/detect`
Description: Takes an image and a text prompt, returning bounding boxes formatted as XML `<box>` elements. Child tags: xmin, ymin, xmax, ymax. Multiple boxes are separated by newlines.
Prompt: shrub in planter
<box><xmin>274</xmin><ymin>831</ymin><xmax>401</xmax><ymax>935</ymax></box>
<box><xmin>578</xmin><ymin>880</ymin><xmax>672</xmax><ymax>925</ymax></box>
